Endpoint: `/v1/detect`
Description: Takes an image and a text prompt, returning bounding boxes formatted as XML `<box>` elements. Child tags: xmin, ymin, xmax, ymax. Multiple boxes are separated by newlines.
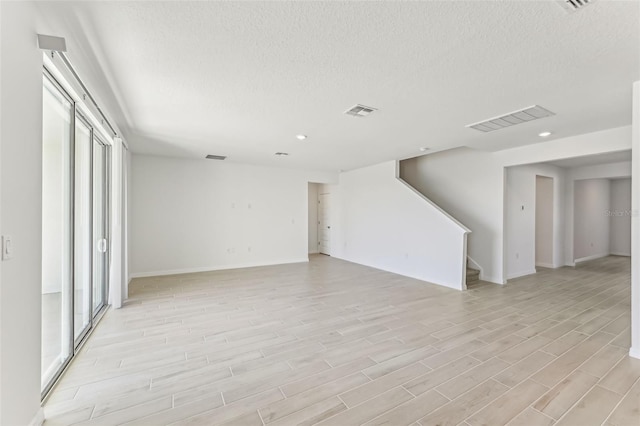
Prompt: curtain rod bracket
<box><xmin>37</xmin><ymin>34</ymin><xmax>67</xmax><ymax>52</ymax></box>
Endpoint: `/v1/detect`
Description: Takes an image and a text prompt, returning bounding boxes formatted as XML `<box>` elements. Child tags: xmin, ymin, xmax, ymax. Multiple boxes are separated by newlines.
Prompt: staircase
<box><xmin>466</xmin><ymin>266</ymin><xmax>480</xmax><ymax>287</ymax></box>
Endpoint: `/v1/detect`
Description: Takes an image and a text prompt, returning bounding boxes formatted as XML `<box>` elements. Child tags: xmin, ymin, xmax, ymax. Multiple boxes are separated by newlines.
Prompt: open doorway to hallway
<box><xmin>573</xmin><ymin>177</ymin><xmax>631</xmax><ymax>264</ymax></box>
<box><xmin>505</xmin><ymin>150</ymin><xmax>631</xmax><ymax>281</ymax></box>
<box><xmin>535</xmin><ymin>175</ymin><xmax>554</xmax><ymax>268</ymax></box>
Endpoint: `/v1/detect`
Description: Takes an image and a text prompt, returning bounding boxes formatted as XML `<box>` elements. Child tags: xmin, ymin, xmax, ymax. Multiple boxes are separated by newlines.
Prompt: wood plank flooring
<box><xmin>43</xmin><ymin>255</ymin><xmax>639</xmax><ymax>426</ymax></box>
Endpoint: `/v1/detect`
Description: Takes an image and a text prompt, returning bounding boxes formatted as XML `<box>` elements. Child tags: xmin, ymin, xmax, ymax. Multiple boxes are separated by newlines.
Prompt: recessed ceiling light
<box><xmin>296</xmin><ymin>134</ymin><xmax>307</xmax><ymax>140</ymax></box>
<box><xmin>419</xmin><ymin>147</ymin><xmax>429</xmax><ymax>152</ymax></box>
<box><xmin>539</xmin><ymin>131</ymin><xmax>552</xmax><ymax>137</ymax></box>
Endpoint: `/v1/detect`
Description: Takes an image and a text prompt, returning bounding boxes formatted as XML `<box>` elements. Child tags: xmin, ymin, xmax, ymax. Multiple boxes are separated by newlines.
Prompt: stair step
<box><xmin>466</xmin><ymin>267</ymin><xmax>480</xmax><ymax>287</ymax></box>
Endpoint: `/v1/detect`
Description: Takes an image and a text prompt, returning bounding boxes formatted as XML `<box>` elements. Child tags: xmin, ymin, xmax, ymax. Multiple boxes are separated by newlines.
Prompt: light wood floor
<box><xmin>44</xmin><ymin>255</ymin><xmax>639</xmax><ymax>426</ymax></box>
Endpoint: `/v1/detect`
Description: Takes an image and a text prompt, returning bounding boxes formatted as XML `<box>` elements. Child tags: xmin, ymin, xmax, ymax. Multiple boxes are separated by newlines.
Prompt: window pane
<box><xmin>74</xmin><ymin>118</ymin><xmax>92</xmax><ymax>342</ymax></box>
<box><xmin>41</xmin><ymin>76</ymin><xmax>73</xmax><ymax>390</ymax></box>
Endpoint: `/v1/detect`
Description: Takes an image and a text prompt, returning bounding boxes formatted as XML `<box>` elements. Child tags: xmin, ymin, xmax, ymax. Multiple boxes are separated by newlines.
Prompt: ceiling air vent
<box><xmin>344</xmin><ymin>104</ymin><xmax>377</xmax><ymax>117</ymax></box>
<box><xmin>466</xmin><ymin>105</ymin><xmax>555</xmax><ymax>133</ymax></box>
<box><xmin>205</xmin><ymin>154</ymin><xmax>226</xmax><ymax>160</ymax></box>
<box><xmin>557</xmin><ymin>0</ymin><xmax>595</xmax><ymax>13</ymax></box>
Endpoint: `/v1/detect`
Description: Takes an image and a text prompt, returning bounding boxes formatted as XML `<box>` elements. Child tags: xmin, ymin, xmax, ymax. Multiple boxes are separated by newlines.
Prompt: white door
<box><xmin>318</xmin><ymin>193</ymin><xmax>331</xmax><ymax>255</ymax></box>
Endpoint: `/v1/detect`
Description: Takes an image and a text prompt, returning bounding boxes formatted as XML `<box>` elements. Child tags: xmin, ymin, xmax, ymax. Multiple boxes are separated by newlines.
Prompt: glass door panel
<box><xmin>41</xmin><ymin>75</ymin><xmax>73</xmax><ymax>392</ymax></box>
<box><xmin>92</xmin><ymin>140</ymin><xmax>108</xmax><ymax>313</ymax></box>
<box><xmin>74</xmin><ymin>117</ymin><xmax>92</xmax><ymax>343</ymax></box>
<box><xmin>42</xmin><ymin>69</ymin><xmax>114</xmax><ymax>398</ymax></box>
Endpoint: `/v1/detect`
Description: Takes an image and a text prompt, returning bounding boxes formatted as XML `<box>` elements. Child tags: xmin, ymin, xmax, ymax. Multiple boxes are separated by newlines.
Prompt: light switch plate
<box><xmin>2</xmin><ymin>235</ymin><xmax>13</xmax><ymax>260</ymax></box>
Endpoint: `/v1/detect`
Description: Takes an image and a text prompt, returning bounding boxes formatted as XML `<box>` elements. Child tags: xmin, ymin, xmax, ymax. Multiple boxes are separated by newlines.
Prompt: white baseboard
<box><xmin>29</xmin><ymin>407</ymin><xmax>44</xmax><ymax>426</ymax></box>
<box><xmin>479</xmin><ymin>273</ymin><xmax>505</xmax><ymax>285</ymax></box>
<box><xmin>610</xmin><ymin>252</ymin><xmax>631</xmax><ymax>257</ymax></box>
<box><xmin>506</xmin><ymin>269</ymin><xmax>537</xmax><ymax>281</ymax></box>
<box><xmin>535</xmin><ymin>262</ymin><xmax>555</xmax><ymax>269</ymax></box>
<box><xmin>574</xmin><ymin>253</ymin><xmax>609</xmax><ymax>263</ymax></box>
<box><xmin>129</xmin><ymin>258</ymin><xmax>310</xmax><ymax>279</ymax></box>
<box><xmin>630</xmin><ymin>347</ymin><xmax>640</xmax><ymax>360</ymax></box>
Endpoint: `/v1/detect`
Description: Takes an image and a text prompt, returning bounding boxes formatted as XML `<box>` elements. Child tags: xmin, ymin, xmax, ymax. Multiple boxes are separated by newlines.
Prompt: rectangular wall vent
<box><xmin>557</xmin><ymin>0</ymin><xmax>595</xmax><ymax>13</ymax></box>
<box><xmin>344</xmin><ymin>104</ymin><xmax>377</xmax><ymax>117</ymax></box>
<box><xmin>206</xmin><ymin>154</ymin><xmax>226</xmax><ymax>160</ymax></box>
<box><xmin>274</xmin><ymin>152</ymin><xmax>289</xmax><ymax>156</ymax></box>
<box><xmin>466</xmin><ymin>105</ymin><xmax>555</xmax><ymax>133</ymax></box>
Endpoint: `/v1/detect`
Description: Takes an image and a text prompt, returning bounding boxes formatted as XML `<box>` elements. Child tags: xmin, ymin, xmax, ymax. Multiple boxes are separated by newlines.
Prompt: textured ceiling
<box><xmin>36</xmin><ymin>1</ymin><xmax>640</xmax><ymax>171</ymax></box>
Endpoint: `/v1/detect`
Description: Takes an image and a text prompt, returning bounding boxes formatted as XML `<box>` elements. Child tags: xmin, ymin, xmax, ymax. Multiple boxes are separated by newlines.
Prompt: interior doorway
<box><xmin>535</xmin><ymin>175</ymin><xmax>554</xmax><ymax>268</ymax></box>
<box><xmin>308</xmin><ymin>183</ymin><xmax>332</xmax><ymax>256</ymax></box>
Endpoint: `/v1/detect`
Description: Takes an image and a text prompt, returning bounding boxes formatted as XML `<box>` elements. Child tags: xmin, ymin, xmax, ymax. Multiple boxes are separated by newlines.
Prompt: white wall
<box><xmin>574</xmin><ymin>179</ymin><xmax>611</xmax><ymax>261</ymax></box>
<box><xmin>496</xmin><ymin>127</ymin><xmax>632</xmax><ymax>167</ymax></box>
<box><xmin>504</xmin><ymin>164</ymin><xmax>565</xmax><ymax>279</ymax></box>
<box><xmin>631</xmin><ymin>81</ymin><xmax>639</xmax><ymax>360</ymax></box>
<box><xmin>535</xmin><ymin>176</ymin><xmax>554</xmax><ymax>268</ymax></box>
<box><xmin>332</xmin><ymin>161</ymin><xmax>469</xmax><ymax>290</ymax></box>
<box><xmin>130</xmin><ymin>155</ymin><xmax>336</xmax><ymax>277</ymax></box>
<box><xmin>0</xmin><ymin>2</ymin><xmax>45</xmax><ymax>424</ymax></box>
<box><xmin>610</xmin><ymin>178</ymin><xmax>631</xmax><ymax>256</ymax></box>
<box><xmin>307</xmin><ymin>183</ymin><xmax>319</xmax><ymax>254</ymax></box>
<box><xmin>109</xmin><ymin>139</ymin><xmax>124</xmax><ymax>308</ymax></box>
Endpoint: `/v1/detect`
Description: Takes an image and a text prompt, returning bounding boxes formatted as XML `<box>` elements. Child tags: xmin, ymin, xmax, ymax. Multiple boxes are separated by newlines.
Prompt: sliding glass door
<box><xmin>41</xmin><ymin>71</ymin><xmax>111</xmax><ymax>396</ymax></box>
